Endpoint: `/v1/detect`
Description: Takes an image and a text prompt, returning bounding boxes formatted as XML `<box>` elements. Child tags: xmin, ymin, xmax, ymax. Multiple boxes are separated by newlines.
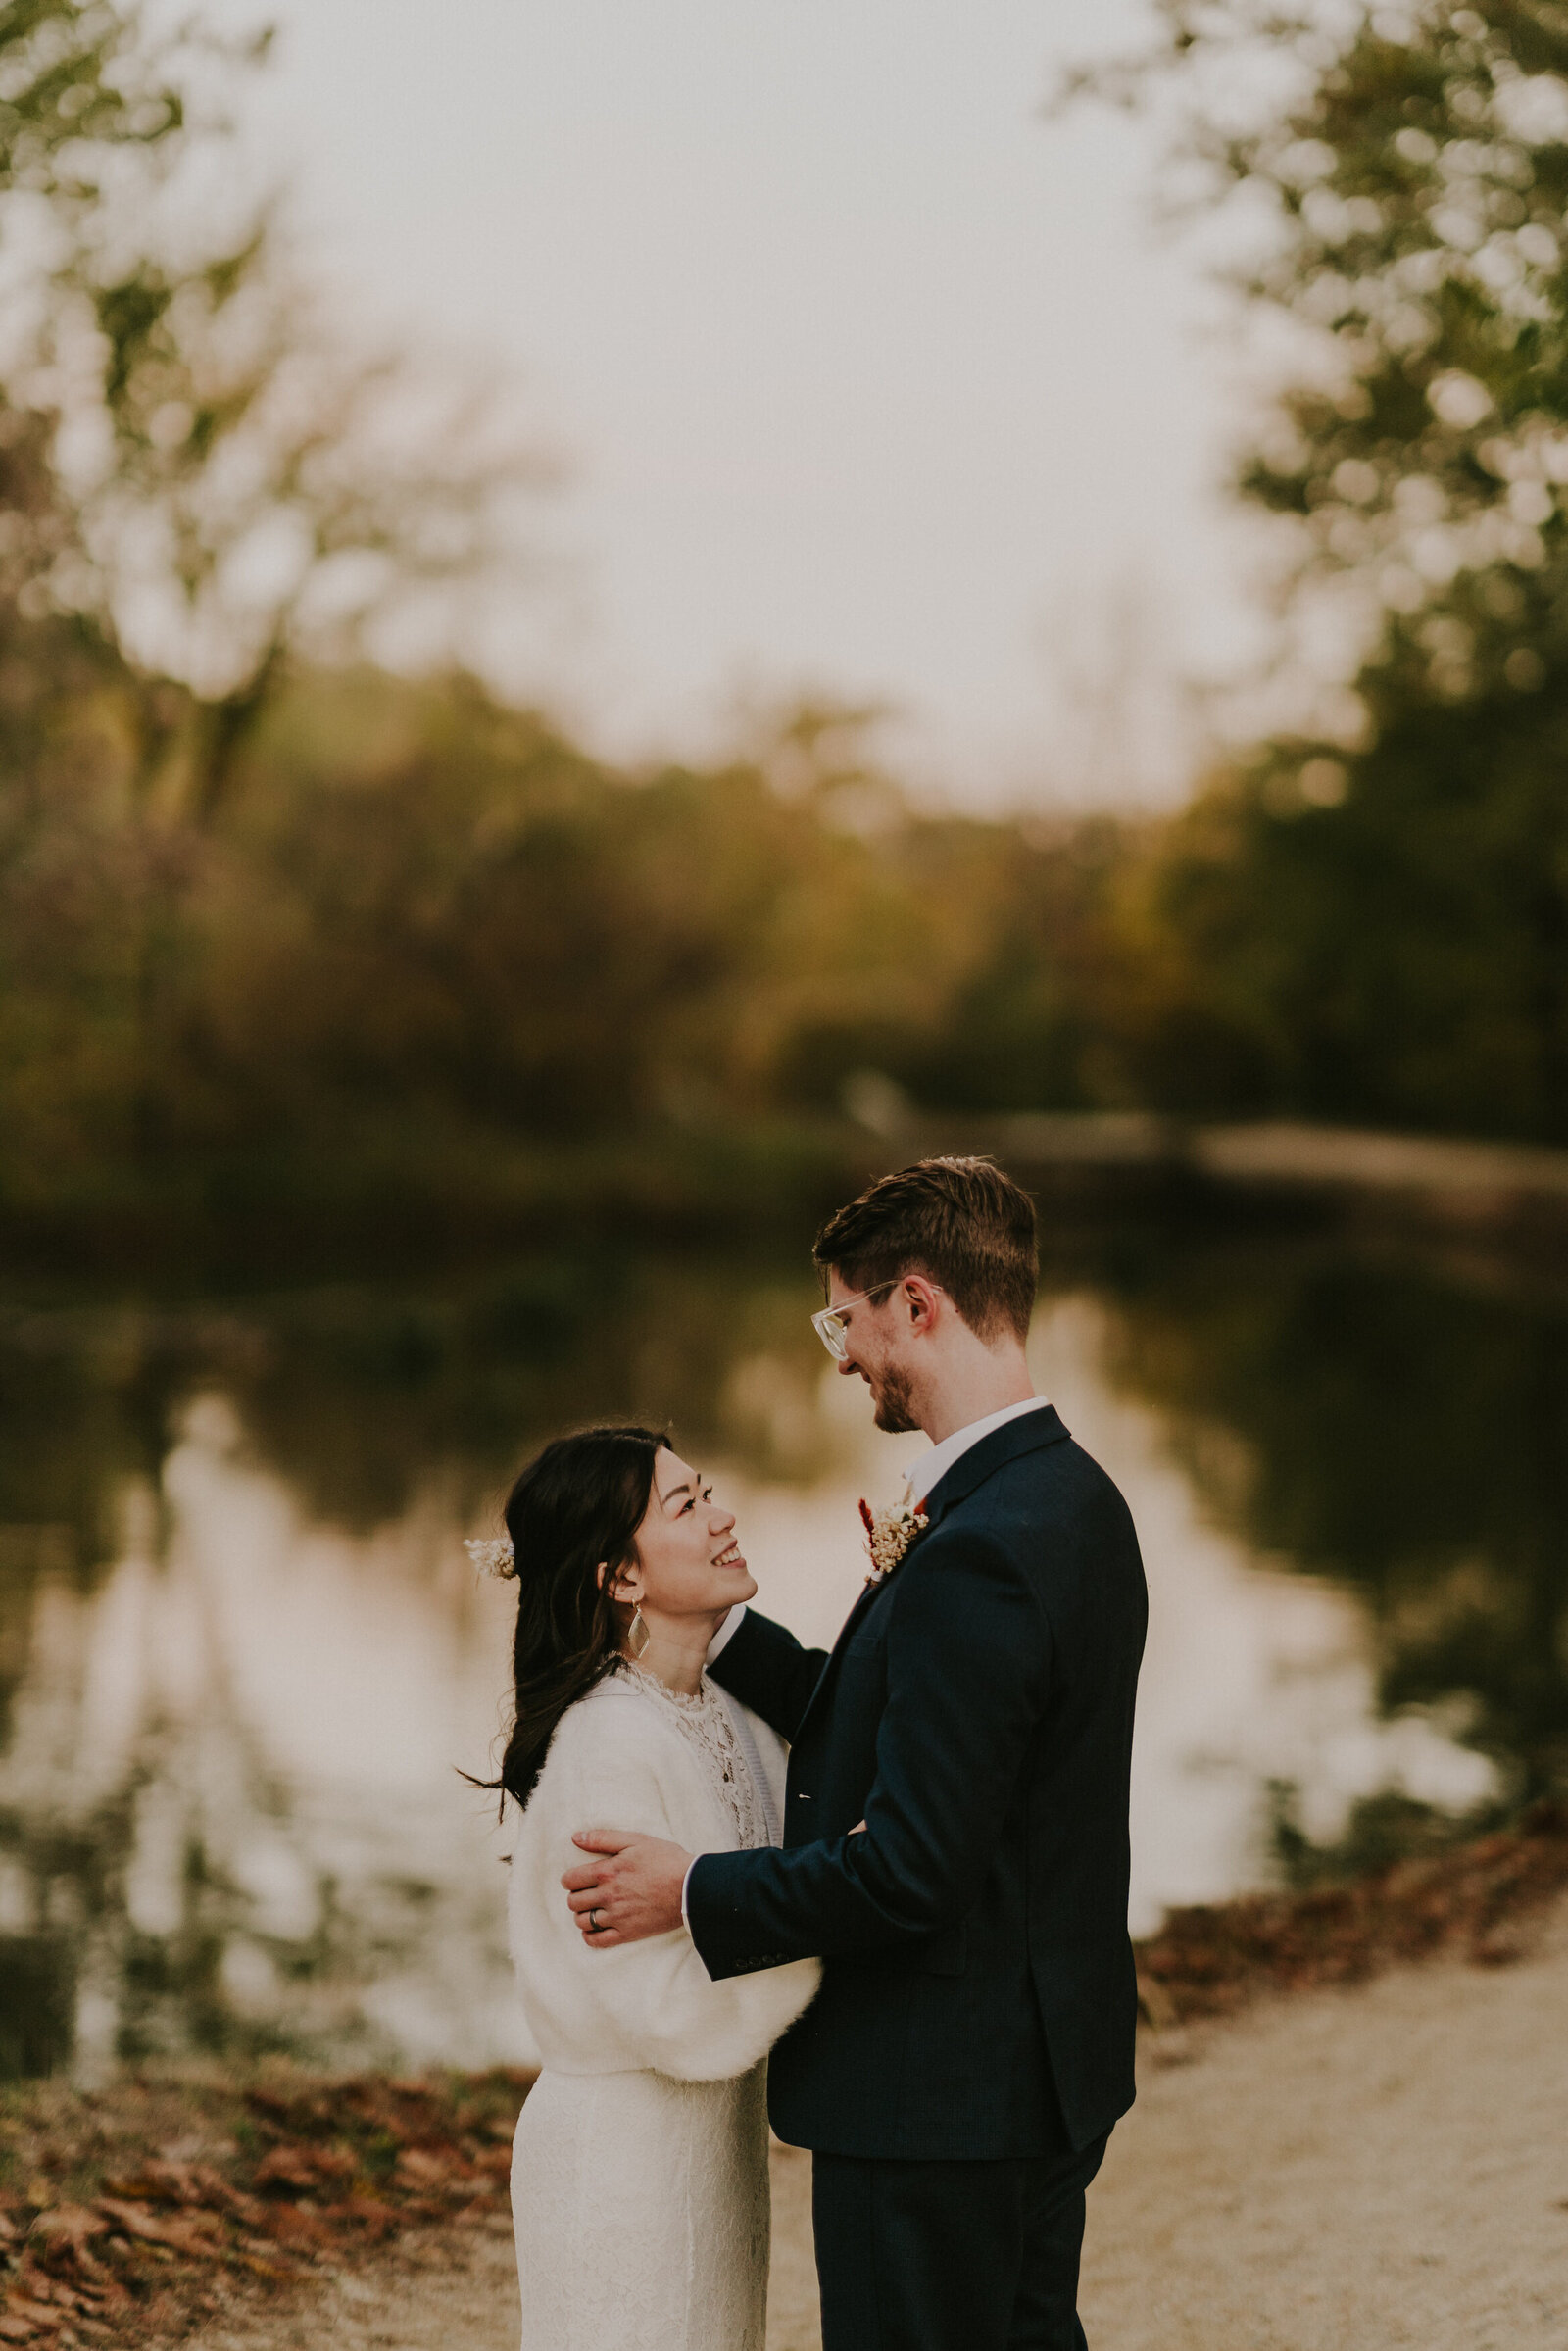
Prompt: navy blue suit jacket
<box><xmin>687</xmin><ymin>1405</ymin><xmax>1148</xmax><ymax>2160</ymax></box>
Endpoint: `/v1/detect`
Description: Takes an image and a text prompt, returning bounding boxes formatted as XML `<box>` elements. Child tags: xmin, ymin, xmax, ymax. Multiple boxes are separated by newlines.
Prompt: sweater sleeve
<box><xmin>512</xmin><ymin>1696</ymin><xmax>818</xmax><ymax>2082</ymax></box>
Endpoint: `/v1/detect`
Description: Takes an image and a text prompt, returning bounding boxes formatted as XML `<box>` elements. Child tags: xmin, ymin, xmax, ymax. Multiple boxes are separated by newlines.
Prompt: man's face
<box><xmin>825</xmin><ymin>1273</ymin><xmax>920</xmax><ymax>1433</ymax></box>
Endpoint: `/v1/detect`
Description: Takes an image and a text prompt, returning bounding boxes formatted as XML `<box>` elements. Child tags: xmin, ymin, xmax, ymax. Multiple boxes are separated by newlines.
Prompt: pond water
<box><xmin>1</xmin><ymin>1233</ymin><xmax>1564</xmax><ymax>2079</ymax></box>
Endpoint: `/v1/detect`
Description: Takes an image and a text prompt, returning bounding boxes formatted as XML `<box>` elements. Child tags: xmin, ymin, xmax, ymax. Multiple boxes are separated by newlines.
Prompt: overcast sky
<box><xmin>212</xmin><ymin>0</ymin><xmax>1258</xmax><ymax>807</ymax></box>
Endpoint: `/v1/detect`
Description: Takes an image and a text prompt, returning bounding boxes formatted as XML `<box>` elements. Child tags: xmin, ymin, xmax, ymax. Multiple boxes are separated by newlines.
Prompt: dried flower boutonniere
<box><xmin>858</xmin><ymin>1496</ymin><xmax>929</xmax><ymax>1586</ymax></box>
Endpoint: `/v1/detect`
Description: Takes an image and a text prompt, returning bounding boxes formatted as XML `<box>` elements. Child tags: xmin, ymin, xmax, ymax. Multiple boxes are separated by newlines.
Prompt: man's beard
<box><xmin>872</xmin><ymin>1363</ymin><xmax>918</xmax><ymax>1434</ymax></box>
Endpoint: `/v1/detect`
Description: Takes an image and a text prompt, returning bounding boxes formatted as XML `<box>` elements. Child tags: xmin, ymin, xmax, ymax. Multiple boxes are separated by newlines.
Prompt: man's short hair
<box><xmin>813</xmin><ymin>1157</ymin><xmax>1038</xmax><ymax>1345</ymax></box>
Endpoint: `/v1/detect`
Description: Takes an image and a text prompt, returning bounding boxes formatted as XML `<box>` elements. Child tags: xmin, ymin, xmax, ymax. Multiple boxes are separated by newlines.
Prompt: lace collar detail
<box><xmin>615</xmin><ymin>1663</ymin><xmax>771</xmax><ymax>1849</ymax></box>
<box><xmin>618</xmin><ymin>1661</ymin><xmax>711</xmax><ymax>1712</ymax></box>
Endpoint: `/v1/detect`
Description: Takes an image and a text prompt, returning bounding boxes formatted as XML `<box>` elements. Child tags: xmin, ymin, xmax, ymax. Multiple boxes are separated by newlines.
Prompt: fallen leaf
<box><xmin>26</xmin><ymin>2213</ymin><xmax>108</xmax><ymax>2255</ymax></box>
<box><xmin>318</xmin><ymin>2199</ymin><xmax>400</xmax><ymax>2240</ymax></box>
<box><xmin>394</xmin><ymin>2148</ymin><xmax>468</xmax><ymax>2192</ymax></box>
<box><xmin>94</xmin><ymin>2202</ymin><xmax>224</xmax><ymax>2260</ymax></box>
<box><xmin>134</xmin><ymin>2161</ymin><xmax>202</xmax><ymax>2205</ymax></box>
<box><xmin>255</xmin><ymin>2206</ymin><xmax>336</xmax><ymax>2253</ymax></box>
<box><xmin>252</xmin><ymin>2144</ymin><xmax>356</xmax><ymax>2197</ymax></box>
<box><xmin>189</xmin><ymin>2172</ymin><xmax>269</xmax><ymax>2228</ymax></box>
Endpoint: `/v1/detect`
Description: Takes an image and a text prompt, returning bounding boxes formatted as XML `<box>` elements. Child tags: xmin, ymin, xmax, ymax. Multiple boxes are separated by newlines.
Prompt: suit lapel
<box><xmin>790</xmin><ymin>1512</ymin><xmax>942</xmax><ymax>1745</ymax></box>
<box><xmin>792</xmin><ymin>1572</ymin><xmax>887</xmax><ymax>1741</ymax></box>
<box><xmin>917</xmin><ymin>1402</ymin><xmax>1070</xmax><ymax>1526</ymax></box>
<box><xmin>791</xmin><ymin>1406</ymin><xmax>1072</xmax><ymax>1747</ymax></box>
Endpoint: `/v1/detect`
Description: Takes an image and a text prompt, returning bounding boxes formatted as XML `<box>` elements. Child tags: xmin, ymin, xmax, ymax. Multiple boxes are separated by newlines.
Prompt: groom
<box><xmin>564</xmin><ymin>1156</ymin><xmax>1147</xmax><ymax>2350</ymax></box>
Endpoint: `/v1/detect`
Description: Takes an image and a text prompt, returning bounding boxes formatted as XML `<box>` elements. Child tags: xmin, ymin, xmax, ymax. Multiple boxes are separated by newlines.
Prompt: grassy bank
<box><xmin>1136</xmin><ymin>1797</ymin><xmax>1568</xmax><ymax>2025</ymax></box>
<box><xmin>0</xmin><ymin>1122</ymin><xmax>867</xmax><ymax>1287</ymax></box>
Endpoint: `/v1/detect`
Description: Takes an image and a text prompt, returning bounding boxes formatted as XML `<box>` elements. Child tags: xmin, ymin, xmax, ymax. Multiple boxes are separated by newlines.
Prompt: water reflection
<box><xmin>0</xmin><ymin>1238</ymin><xmax>1562</xmax><ymax>2077</ymax></box>
<box><xmin>1097</xmin><ymin>1242</ymin><xmax>1568</xmax><ymax>1821</ymax></box>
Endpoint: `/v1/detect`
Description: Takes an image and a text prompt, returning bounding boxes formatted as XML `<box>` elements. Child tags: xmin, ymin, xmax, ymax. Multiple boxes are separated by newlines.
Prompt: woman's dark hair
<box><xmin>479</xmin><ymin>1424</ymin><xmax>667</xmax><ymax>1814</ymax></box>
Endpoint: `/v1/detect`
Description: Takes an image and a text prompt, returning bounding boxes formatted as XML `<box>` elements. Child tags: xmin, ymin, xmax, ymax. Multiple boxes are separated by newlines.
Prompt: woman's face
<box><xmin>614</xmin><ymin>1447</ymin><xmax>757</xmax><ymax>1625</ymax></box>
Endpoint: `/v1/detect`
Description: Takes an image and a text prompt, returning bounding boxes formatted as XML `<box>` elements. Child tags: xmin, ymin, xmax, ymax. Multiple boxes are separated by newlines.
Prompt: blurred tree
<box><xmin>0</xmin><ymin>0</ymin><xmax>189</xmax><ymax>201</ymax></box>
<box><xmin>51</xmin><ymin>245</ymin><xmax>540</xmax><ymax>820</ymax></box>
<box><xmin>0</xmin><ymin>639</ymin><xmax>1177</xmax><ymax>1230</ymax></box>
<box><xmin>0</xmin><ymin>4</ymin><xmax>551</xmax><ymax>1195</ymax></box>
<box><xmin>0</xmin><ymin>5</ymin><xmax>543</xmax><ymax>821</ymax></box>
<box><xmin>1069</xmin><ymin>0</ymin><xmax>1568</xmax><ymax>1136</ymax></box>
<box><xmin>187</xmin><ymin>682</ymin><xmax>940</xmax><ymax>1148</ymax></box>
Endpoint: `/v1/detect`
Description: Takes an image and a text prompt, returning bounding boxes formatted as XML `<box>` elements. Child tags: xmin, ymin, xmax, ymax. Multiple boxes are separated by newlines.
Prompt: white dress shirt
<box><xmin>904</xmin><ymin>1393</ymin><xmax>1053</xmax><ymax>1506</ymax></box>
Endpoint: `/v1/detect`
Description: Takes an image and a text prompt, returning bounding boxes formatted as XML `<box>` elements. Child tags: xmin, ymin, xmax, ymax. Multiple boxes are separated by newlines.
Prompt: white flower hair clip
<box><xmin>465</xmin><ymin>1535</ymin><xmax>515</xmax><ymax>1579</ymax></box>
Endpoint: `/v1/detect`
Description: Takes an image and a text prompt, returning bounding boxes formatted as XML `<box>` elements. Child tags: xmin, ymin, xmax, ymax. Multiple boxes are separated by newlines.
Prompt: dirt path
<box><xmin>176</xmin><ymin>1904</ymin><xmax>1568</xmax><ymax>2351</ymax></box>
<box><xmin>1076</xmin><ymin>1900</ymin><xmax>1568</xmax><ymax>2351</ymax></box>
<box><xmin>173</xmin><ymin>2218</ymin><xmax>524</xmax><ymax>2351</ymax></box>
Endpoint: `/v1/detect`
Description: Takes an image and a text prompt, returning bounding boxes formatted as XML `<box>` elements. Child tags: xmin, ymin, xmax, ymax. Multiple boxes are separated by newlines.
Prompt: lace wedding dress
<box><xmin>507</xmin><ymin>1666</ymin><xmax>819</xmax><ymax>2351</ymax></box>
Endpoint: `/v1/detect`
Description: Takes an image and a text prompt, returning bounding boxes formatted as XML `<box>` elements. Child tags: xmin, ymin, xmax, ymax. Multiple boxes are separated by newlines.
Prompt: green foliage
<box><xmin>0</xmin><ymin>1</ymin><xmax>186</xmax><ymax>199</ymax></box>
<box><xmin>0</xmin><ymin>657</ymin><xmax>1160</xmax><ymax>1233</ymax></box>
<box><xmin>12</xmin><ymin>1</ymin><xmax>1568</xmax><ymax>1246</ymax></box>
<box><xmin>1146</xmin><ymin>690</ymin><xmax>1568</xmax><ymax>1130</ymax></box>
<box><xmin>0</xmin><ymin>3</ymin><xmax>536</xmax><ymax>830</ymax></box>
<box><xmin>1072</xmin><ymin>1</ymin><xmax>1568</xmax><ymax>1136</ymax></box>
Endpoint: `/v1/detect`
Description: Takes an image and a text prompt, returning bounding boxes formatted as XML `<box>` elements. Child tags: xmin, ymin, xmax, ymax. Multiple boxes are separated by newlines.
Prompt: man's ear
<box><xmin>903</xmin><ymin>1275</ymin><xmax>941</xmax><ymax>1330</ymax></box>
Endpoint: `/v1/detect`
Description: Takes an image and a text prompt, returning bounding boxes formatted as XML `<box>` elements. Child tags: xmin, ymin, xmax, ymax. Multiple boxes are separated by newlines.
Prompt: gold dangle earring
<box><xmin>627</xmin><ymin>1604</ymin><xmax>652</xmax><ymax>1660</ymax></box>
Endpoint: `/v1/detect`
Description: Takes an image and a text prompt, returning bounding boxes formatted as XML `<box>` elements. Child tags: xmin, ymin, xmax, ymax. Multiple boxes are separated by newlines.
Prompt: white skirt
<box><xmin>511</xmin><ymin>2063</ymin><xmax>772</xmax><ymax>2351</ymax></box>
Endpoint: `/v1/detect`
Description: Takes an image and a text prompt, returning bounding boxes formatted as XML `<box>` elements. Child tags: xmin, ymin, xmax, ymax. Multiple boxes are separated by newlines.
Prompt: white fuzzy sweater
<box><xmin>507</xmin><ymin>1671</ymin><xmax>819</xmax><ymax>2081</ymax></box>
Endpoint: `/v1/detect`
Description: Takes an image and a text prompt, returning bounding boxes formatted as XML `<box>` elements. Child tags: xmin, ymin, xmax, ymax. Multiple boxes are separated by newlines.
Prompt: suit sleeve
<box><xmin>706</xmin><ymin>1606</ymin><xmax>830</xmax><ymax>1744</ymax></box>
<box><xmin>685</xmin><ymin>1528</ymin><xmax>1049</xmax><ymax>1979</ymax></box>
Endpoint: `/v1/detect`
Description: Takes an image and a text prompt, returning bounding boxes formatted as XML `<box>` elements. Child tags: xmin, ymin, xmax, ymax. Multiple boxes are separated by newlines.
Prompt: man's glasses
<box><xmin>810</xmin><ymin>1279</ymin><xmax>944</xmax><ymax>1359</ymax></box>
<box><xmin>811</xmin><ymin>1283</ymin><xmax>897</xmax><ymax>1359</ymax></box>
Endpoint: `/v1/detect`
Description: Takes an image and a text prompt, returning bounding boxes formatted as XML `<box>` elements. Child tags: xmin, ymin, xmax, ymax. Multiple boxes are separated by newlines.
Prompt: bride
<box><xmin>475</xmin><ymin>1425</ymin><xmax>818</xmax><ymax>2351</ymax></box>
